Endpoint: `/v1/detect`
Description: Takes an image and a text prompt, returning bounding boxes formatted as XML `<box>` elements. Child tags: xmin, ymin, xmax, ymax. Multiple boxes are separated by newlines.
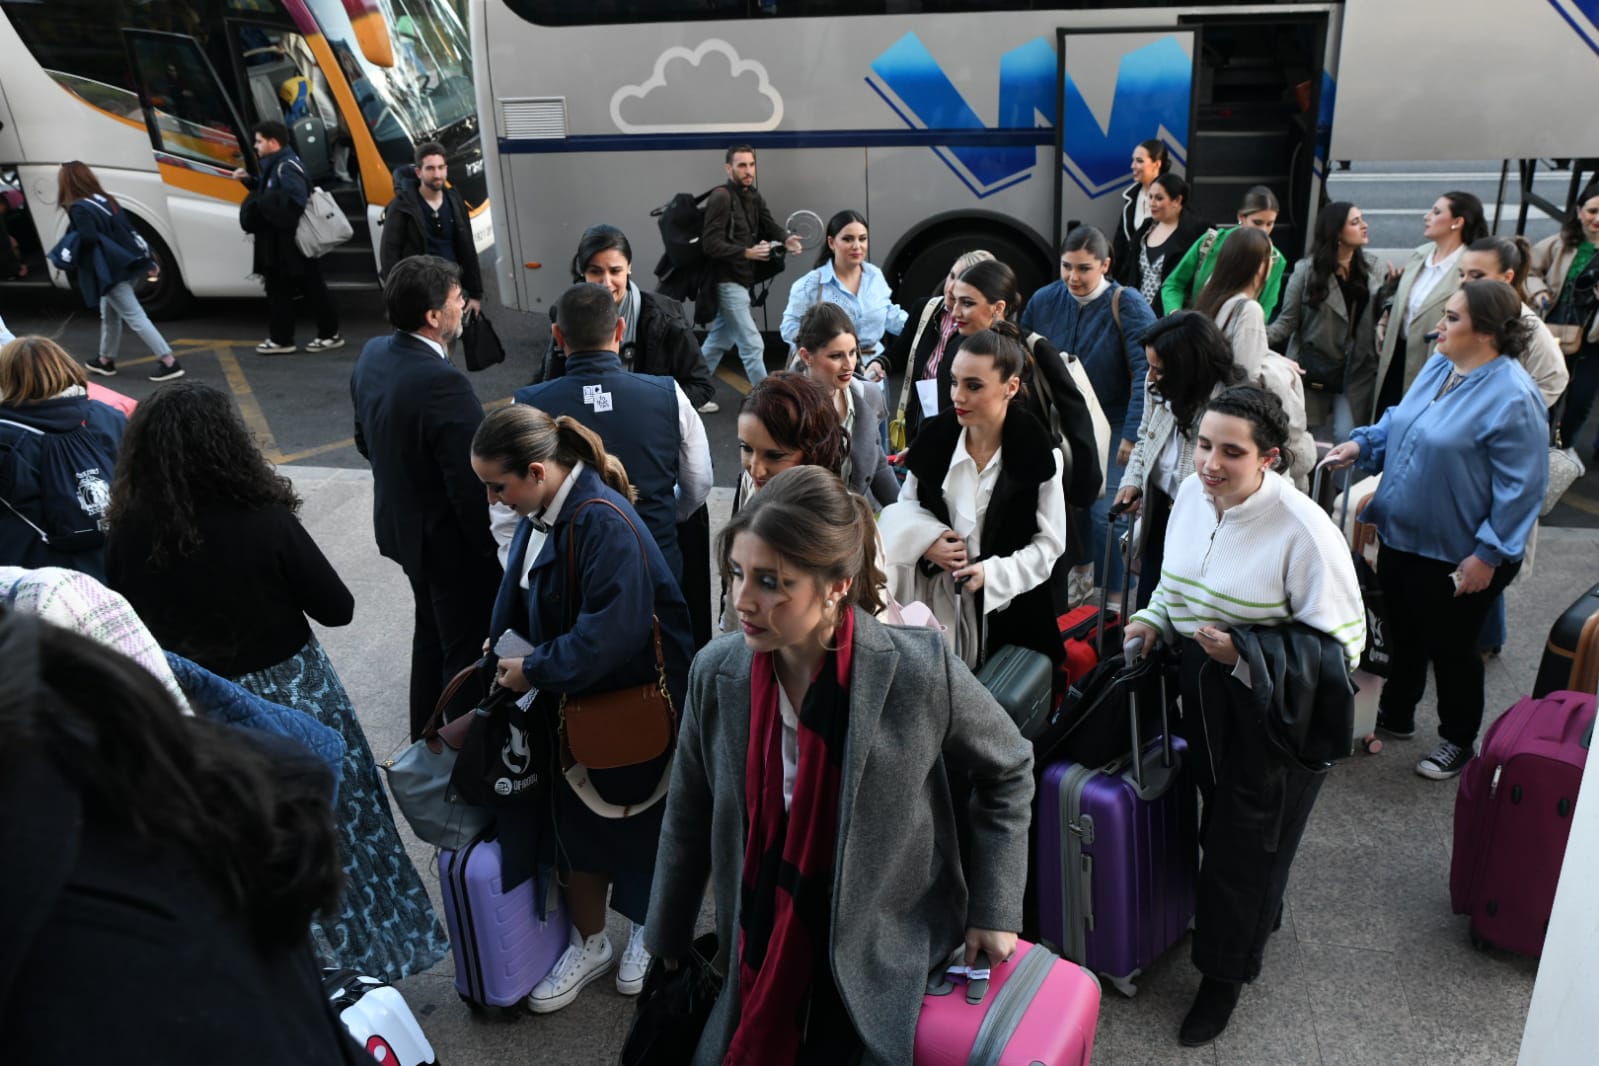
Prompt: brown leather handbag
<box><xmin>558</xmin><ymin>498</ymin><xmax>676</xmax><ymax>771</ymax></box>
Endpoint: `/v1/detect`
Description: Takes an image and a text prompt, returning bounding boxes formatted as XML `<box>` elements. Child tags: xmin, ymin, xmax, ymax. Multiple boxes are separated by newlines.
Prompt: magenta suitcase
<box><xmin>1449</xmin><ymin>691</ymin><xmax>1596</xmax><ymax>957</ymax></box>
<box><xmin>1035</xmin><ymin>644</ymin><xmax>1198</xmax><ymax>995</ymax></box>
<box><xmin>913</xmin><ymin>939</ymin><xmax>1100</xmax><ymax>1066</ymax></box>
<box><xmin>438</xmin><ymin>834</ymin><xmax>570</xmax><ymax>1009</ymax></box>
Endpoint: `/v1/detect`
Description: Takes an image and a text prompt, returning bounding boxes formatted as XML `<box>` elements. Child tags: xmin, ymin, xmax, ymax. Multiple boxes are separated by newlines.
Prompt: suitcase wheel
<box><xmin>457</xmin><ymin>991</ymin><xmax>487</xmax><ymax>1015</ymax></box>
<box><xmin>1106</xmin><ymin>973</ymin><xmax>1140</xmax><ymax>999</ymax></box>
<box><xmin>1361</xmin><ymin>734</ymin><xmax>1383</xmax><ymax>755</ymax></box>
<box><xmin>1468</xmin><ymin>931</ymin><xmax>1494</xmax><ymax>953</ymax></box>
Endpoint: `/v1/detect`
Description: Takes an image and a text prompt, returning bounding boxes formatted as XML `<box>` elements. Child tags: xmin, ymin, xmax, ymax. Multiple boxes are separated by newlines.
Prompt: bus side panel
<box><xmin>1332</xmin><ymin>0</ymin><xmax>1599</xmax><ymax>160</ymax></box>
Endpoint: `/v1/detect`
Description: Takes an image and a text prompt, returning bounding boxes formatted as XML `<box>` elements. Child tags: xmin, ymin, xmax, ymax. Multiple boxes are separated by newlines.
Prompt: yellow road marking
<box><xmin>169</xmin><ymin>338</ymin><xmax>257</xmax><ymax>349</ymax></box>
<box><xmin>716</xmin><ymin>367</ymin><xmax>753</xmax><ymax>396</ymax></box>
<box><xmin>214</xmin><ymin>348</ymin><xmax>287</xmax><ymax>463</ymax></box>
<box><xmin>1558</xmin><ymin>490</ymin><xmax>1599</xmax><ymax>518</ymax></box>
<box><xmin>277</xmin><ymin>439</ymin><xmax>357</xmax><ymax>464</ymax></box>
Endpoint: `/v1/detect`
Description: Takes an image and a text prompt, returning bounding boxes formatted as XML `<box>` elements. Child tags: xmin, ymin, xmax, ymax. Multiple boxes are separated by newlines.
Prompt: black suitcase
<box><xmin>976</xmin><ymin>644</ymin><xmax>1054</xmax><ymax>740</ymax></box>
<box><xmin>1533</xmin><ymin>583</ymin><xmax>1599</xmax><ymax>697</ymax></box>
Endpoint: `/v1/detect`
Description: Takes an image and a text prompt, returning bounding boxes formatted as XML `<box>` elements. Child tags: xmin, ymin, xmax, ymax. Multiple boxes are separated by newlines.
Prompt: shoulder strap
<box><xmin>895</xmin><ymin>295</ymin><xmax>945</xmax><ymax>424</ymax></box>
<box><xmin>562</xmin><ymin>497</ymin><xmax>667</xmax><ymax>680</ymax></box>
<box><xmin>1110</xmin><ymin>286</ymin><xmax>1124</xmax><ymax>341</ymax></box>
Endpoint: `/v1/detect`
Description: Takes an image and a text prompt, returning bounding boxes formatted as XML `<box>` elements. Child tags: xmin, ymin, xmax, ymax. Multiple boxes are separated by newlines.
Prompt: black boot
<box><xmin>1179</xmin><ymin>976</ymin><xmax>1242</xmax><ymax>1047</ymax></box>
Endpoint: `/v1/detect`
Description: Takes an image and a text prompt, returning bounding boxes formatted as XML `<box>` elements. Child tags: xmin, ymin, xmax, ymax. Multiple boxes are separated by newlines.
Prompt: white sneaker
<box><xmin>526</xmin><ymin>926</ymin><xmax>614</xmax><ymax>1013</ymax></box>
<box><xmin>697</xmin><ymin>400</ymin><xmax>720</xmax><ymax>415</ymax></box>
<box><xmin>616</xmin><ymin>921</ymin><xmax>651</xmax><ymax>995</ymax></box>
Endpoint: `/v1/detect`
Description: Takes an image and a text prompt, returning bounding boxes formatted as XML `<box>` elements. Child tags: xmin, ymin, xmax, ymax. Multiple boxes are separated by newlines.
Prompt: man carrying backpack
<box><xmin>234</xmin><ymin>120</ymin><xmax>343</xmax><ymax>356</ymax></box>
<box><xmin>698</xmin><ymin>144</ymin><xmax>801</xmax><ymax>399</ymax></box>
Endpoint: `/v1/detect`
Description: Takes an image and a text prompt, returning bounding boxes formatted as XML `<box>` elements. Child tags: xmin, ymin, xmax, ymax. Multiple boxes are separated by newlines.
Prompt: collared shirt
<box><xmin>940</xmin><ymin>427</ymin><xmax>1066</xmax><ymax>614</ymax></box>
<box><xmin>408</xmin><ymin>332</ymin><xmax>448</xmax><ymax>361</ymax></box>
<box><xmin>777</xmin><ymin>683</ymin><xmax>799</xmax><ymax>813</ymax></box>
<box><xmin>1401</xmin><ymin>245</ymin><xmax>1463</xmax><ymax>335</ymax></box>
<box><xmin>779</xmin><ymin>260</ymin><xmax>909</xmax><ymax>354</ymax></box>
<box><xmin>519</xmin><ymin>459</ymin><xmax>585</xmax><ymax>590</ymax></box>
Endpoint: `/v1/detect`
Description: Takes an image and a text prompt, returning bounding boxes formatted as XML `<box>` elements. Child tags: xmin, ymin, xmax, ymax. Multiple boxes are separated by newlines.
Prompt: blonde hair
<box><xmin>0</xmin><ymin>337</ymin><xmax>87</xmax><ymax>405</ymax></box>
<box><xmin>470</xmin><ymin>404</ymin><xmax>634</xmax><ymax>501</ymax></box>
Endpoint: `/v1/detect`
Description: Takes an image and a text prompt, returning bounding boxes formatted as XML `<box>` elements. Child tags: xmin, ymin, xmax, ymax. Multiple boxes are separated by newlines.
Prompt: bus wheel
<box><xmin>131</xmin><ymin>220</ymin><xmax>192</xmax><ymax>320</ymax></box>
<box><xmin>893</xmin><ymin>225</ymin><xmax>1051</xmax><ymax>307</ymax></box>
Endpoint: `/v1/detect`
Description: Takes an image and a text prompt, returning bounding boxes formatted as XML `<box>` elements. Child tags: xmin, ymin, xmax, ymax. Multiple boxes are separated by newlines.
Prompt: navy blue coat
<box><xmin>65</xmin><ymin>196</ymin><xmax>151</xmax><ymax>306</ymax></box>
<box><xmin>0</xmin><ymin>395</ymin><xmax>125</xmax><ymax>579</ymax></box>
<box><xmin>1019</xmin><ymin>280</ymin><xmax>1156</xmax><ymax>441</ymax></box>
<box><xmin>516</xmin><ymin>350</ymin><xmax>685</xmax><ymax>579</ymax></box>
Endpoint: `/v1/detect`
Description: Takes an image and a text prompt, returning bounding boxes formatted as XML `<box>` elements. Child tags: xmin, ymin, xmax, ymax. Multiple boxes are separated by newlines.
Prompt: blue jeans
<box><xmin>1082</xmin><ymin>432</ymin><xmax>1128</xmax><ymax>592</ymax></box>
<box><xmin>702</xmin><ymin>282</ymin><xmax>767</xmax><ymax>386</ymax></box>
<box><xmin>1560</xmin><ymin>350</ymin><xmax>1599</xmax><ymax>452</ymax></box>
<box><xmin>1476</xmin><ymin>593</ymin><xmax>1507</xmax><ymax>653</ymax></box>
<box><xmin>99</xmin><ymin>281</ymin><xmax>171</xmax><ymax>361</ymax></box>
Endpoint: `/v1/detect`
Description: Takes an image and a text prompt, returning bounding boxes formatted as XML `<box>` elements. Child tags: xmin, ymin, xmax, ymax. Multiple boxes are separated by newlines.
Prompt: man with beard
<box><xmin>351</xmin><ymin>255</ymin><xmax>501</xmax><ymax>738</ymax></box>
<box><xmin>379</xmin><ymin>141</ymin><xmax>484</xmax><ymax>317</ymax></box>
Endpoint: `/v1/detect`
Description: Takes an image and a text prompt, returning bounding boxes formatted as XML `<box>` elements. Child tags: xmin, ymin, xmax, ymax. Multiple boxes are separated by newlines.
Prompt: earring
<box><xmin>825</xmin><ymin>599</ymin><xmax>835</xmax><ymax>609</ymax></box>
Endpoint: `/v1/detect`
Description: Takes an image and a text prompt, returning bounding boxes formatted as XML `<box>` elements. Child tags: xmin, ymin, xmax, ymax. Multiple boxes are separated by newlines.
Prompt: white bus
<box><xmin>0</xmin><ymin>0</ymin><xmax>492</xmax><ymax>316</ymax></box>
<box><xmin>470</xmin><ymin>0</ymin><xmax>1599</xmax><ymax>317</ymax></box>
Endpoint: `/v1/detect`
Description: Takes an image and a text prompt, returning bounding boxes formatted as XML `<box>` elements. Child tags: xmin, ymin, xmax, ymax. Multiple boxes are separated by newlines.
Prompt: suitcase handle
<box><xmin>1310</xmin><ymin>460</ymin><xmax>1358</xmax><ymax>534</ymax></box>
<box><xmin>1096</xmin><ymin>505</ymin><xmax>1136</xmax><ymax>658</ymax></box>
<box><xmin>1121</xmin><ymin>637</ymin><xmax>1174</xmax><ymax>794</ymax></box>
<box><xmin>925</xmin><ymin>950</ymin><xmax>992</xmax><ymax>1004</ymax></box>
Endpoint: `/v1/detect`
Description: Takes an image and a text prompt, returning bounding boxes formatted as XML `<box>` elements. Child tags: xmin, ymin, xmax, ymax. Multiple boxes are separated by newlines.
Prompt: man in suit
<box><xmin>352</xmin><ymin>255</ymin><xmax>501</xmax><ymax>738</ymax></box>
<box><xmin>514</xmin><ymin>283</ymin><xmax>712</xmax><ymax>632</ymax></box>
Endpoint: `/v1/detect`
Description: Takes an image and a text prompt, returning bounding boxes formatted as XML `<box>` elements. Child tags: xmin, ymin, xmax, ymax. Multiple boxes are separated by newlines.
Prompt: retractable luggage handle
<box><xmin>1095</xmin><ymin>498</ymin><xmax>1137</xmax><ymax>658</ymax></box>
<box><xmin>1119</xmin><ymin>636</ymin><xmax>1173</xmax><ymax>794</ymax></box>
<box><xmin>1310</xmin><ymin>460</ymin><xmax>1358</xmax><ymax>532</ymax></box>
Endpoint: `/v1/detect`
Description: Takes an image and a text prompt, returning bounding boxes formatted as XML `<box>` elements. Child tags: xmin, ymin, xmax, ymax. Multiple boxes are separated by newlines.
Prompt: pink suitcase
<box><xmin>438</xmin><ymin>834</ymin><xmax>570</xmax><ymax>1010</ymax></box>
<box><xmin>1449</xmin><ymin>691</ymin><xmax>1596</xmax><ymax>957</ymax></box>
<box><xmin>913</xmin><ymin>939</ymin><xmax>1100</xmax><ymax>1066</ymax></box>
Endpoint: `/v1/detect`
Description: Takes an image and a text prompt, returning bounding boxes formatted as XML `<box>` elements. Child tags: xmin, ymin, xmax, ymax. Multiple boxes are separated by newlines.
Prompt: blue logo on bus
<box><xmin>1546</xmin><ymin>0</ymin><xmax>1599</xmax><ymax>54</ymax></box>
<box><xmin>867</xmin><ymin>32</ymin><xmax>1191</xmax><ymax>199</ymax></box>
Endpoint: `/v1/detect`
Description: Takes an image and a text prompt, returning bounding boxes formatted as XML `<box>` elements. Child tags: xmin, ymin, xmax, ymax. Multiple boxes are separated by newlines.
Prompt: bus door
<box><xmin>1050</xmin><ymin>27</ymin><xmax>1199</xmax><ymax>256</ymax></box>
<box><xmin>123</xmin><ymin>29</ymin><xmax>252</xmax><ymax>289</ymax></box>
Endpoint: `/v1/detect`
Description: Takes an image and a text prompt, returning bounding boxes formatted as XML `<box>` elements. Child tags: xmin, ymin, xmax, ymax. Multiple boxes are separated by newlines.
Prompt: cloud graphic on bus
<box><xmin>609</xmin><ymin>39</ymin><xmax>784</xmax><ymax>134</ymax></box>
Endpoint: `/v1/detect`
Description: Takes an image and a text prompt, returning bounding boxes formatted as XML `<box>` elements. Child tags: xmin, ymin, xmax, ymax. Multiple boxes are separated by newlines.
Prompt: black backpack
<box><xmin>0</xmin><ymin>415</ymin><xmax>117</xmax><ymax>553</ymax></box>
<box><xmin>651</xmin><ymin>187</ymin><xmax>724</xmax><ymax>324</ymax></box>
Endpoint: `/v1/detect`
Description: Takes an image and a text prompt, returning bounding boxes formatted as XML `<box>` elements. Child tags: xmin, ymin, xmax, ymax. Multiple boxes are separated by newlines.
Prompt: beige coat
<box><xmin>1373</xmin><ymin>242</ymin><xmax>1460</xmax><ymax>422</ymax></box>
<box><xmin>1525</xmin><ymin>233</ymin><xmax>1582</xmax><ymax>310</ymax></box>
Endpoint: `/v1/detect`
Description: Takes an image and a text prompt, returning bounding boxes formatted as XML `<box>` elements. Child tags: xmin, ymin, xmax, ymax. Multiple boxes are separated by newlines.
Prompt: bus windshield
<box><xmin>304</xmin><ymin>0</ymin><xmax>474</xmax><ymax>149</ymax></box>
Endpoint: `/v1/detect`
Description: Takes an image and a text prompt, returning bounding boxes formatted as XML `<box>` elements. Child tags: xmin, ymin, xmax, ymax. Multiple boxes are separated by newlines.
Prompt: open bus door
<box><xmin>123</xmin><ymin>28</ymin><xmax>252</xmax><ymax>316</ymax></box>
<box><xmin>1050</xmin><ymin>27</ymin><xmax>1200</xmax><ymax>259</ymax></box>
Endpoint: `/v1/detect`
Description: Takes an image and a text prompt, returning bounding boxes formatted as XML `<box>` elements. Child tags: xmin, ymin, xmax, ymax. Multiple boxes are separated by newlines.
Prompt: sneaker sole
<box><xmin>149</xmin><ymin>370</ymin><xmax>185</xmax><ymax>382</ymax></box>
<box><xmin>1415</xmin><ymin>762</ymin><xmax>1468</xmax><ymax>781</ymax></box>
<box><xmin>256</xmin><ymin>348</ymin><xmax>298</xmax><ymax>355</ymax></box>
<box><xmin>86</xmin><ymin>364</ymin><xmax>117</xmax><ymax>376</ymax></box>
<box><xmin>308</xmin><ymin>341</ymin><xmax>346</xmax><ymax>351</ymax></box>
<box><xmin>525</xmin><ymin>957</ymin><xmax>615</xmax><ymax>1014</ymax></box>
<box><xmin>615</xmin><ymin>970</ymin><xmax>645</xmax><ymax>996</ymax></box>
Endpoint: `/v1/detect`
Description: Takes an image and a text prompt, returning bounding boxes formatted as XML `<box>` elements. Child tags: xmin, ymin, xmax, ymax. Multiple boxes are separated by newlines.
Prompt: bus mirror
<box><xmin>345</xmin><ymin>0</ymin><xmax>396</xmax><ymax>69</ymax></box>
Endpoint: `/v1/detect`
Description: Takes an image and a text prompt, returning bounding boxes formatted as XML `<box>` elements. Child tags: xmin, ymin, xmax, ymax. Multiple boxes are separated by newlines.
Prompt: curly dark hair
<box><xmin>738</xmin><ymin>371</ymin><xmax>848</xmax><ymax>475</ymax></box>
<box><xmin>107</xmin><ymin>382</ymin><xmax>300</xmax><ymax>564</ymax></box>
<box><xmin>1139</xmin><ymin>311</ymin><xmax>1244</xmax><ymax>435</ymax></box>
<box><xmin>1205</xmin><ymin>384</ymin><xmax>1293</xmax><ymax>473</ymax></box>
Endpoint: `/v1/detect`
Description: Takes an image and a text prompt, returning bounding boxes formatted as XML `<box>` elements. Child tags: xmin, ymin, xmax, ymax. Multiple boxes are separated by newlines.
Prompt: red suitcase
<box><xmin>913</xmin><ymin>939</ymin><xmax>1100</xmax><ymax>1066</ymax></box>
<box><xmin>1449</xmin><ymin>691</ymin><xmax>1596</xmax><ymax>956</ymax></box>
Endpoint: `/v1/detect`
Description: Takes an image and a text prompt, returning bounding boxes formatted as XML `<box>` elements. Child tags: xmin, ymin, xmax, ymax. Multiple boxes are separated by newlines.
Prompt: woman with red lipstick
<box><xmin>1110</xmin><ymin>138</ymin><xmax>1173</xmax><ymax>284</ymax></box>
<box><xmin>647</xmin><ymin>465</ymin><xmax>1035</xmax><ymax>1064</ymax></box>
<box><xmin>791</xmin><ymin>302</ymin><xmax>899</xmax><ymax>508</ymax></box>
<box><xmin>1119</xmin><ymin>173</ymin><xmax>1206</xmax><ymax>314</ymax></box>
<box><xmin>880</xmin><ymin>325</ymin><xmax>1069</xmax><ymax>672</ymax></box>
<box><xmin>1124</xmin><ymin>385</ymin><xmax>1364</xmax><ymax>1048</ymax></box>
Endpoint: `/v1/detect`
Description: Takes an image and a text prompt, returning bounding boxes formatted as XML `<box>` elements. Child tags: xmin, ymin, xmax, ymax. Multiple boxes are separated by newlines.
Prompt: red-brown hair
<box><xmin>57</xmin><ymin>161</ymin><xmax>113</xmax><ymax>210</ymax></box>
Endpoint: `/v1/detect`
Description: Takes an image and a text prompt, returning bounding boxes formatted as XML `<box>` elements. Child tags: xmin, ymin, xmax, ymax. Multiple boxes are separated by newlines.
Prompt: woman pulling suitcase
<box><xmin>1124</xmin><ymin>385</ymin><xmax>1365</xmax><ymax>1046</ymax></box>
<box><xmin>647</xmin><ymin>466</ymin><xmax>1035</xmax><ymax>1064</ymax></box>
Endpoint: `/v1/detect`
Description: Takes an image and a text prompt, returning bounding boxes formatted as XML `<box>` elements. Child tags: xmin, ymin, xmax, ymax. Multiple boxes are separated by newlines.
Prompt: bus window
<box><xmin>126</xmin><ymin>31</ymin><xmax>246</xmax><ymax>172</ymax></box>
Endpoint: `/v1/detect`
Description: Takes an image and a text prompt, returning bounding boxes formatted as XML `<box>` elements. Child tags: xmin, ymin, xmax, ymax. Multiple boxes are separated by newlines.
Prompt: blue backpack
<box><xmin>0</xmin><ymin>416</ymin><xmax>117</xmax><ymax>553</ymax></box>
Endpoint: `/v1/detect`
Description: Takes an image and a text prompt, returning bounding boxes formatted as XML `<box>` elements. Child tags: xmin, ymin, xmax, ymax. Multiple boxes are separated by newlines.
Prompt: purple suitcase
<box><xmin>438</xmin><ymin>834</ymin><xmax>570</xmax><ymax>1010</ymax></box>
<box><xmin>1035</xmin><ymin>643</ymin><xmax>1198</xmax><ymax>995</ymax></box>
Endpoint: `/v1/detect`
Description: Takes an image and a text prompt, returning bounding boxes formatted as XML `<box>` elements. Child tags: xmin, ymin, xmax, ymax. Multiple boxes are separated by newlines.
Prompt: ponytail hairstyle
<box><xmin>1138</xmin><ymin>138</ymin><xmax>1173</xmax><ymax>177</ymax></box>
<box><xmin>956</xmin><ymin>321</ymin><xmax>1031</xmax><ymax>404</ymax></box>
<box><xmin>1151</xmin><ymin>172</ymin><xmax>1189</xmax><ymax>212</ymax></box>
<box><xmin>1466</xmin><ymin>235</ymin><xmax>1534</xmax><ymax>305</ymax></box>
<box><xmin>1559</xmin><ymin>181</ymin><xmax>1599</xmax><ymax>252</ymax></box>
<box><xmin>718</xmin><ymin>464</ymin><xmax>886</xmax><ymax>621</ymax></box>
<box><xmin>1237</xmin><ymin>185</ymin><xmax>1280</xmax><ymax>218</ymax></box>
<box><xmin>1204</xmin><ymin>384</ymin><xmax>1293</xmax><ymax>473</ymax></box>
<box><xmin>1441</xmin><ymin>190</ymin><xmax>1490</xmax><ymax>245</ymax></box>
<box><xmin>817</xmin><ymin>209</ymin><xmax>868</xmax><ymax>270</ymax></box>
<box><xmin>1138</xmin><ymin>311</ymin><xmax>1244</xmax><ymax>435</ymax></box>
<box><xmin>1193</xmin><ymin>226</ymin><xmax>1273</xmax><ymax>320</ymax></box>
<box><xmin>1458</xmin><ymin>279</ymin><xmax>1538</xmax><ymax>361</ymax></box>
<box><xmin>1305</xmin><ymin>201</ymin><xmax>1370</xmax><ymax>308</ymax></box>
<box><xmin>956</xmin><ymin>258</ymin><xmax>1024</xmax><ymax>320</ymax></box>
<box><xmin>738</xmin><ymin>371</ymin><xmax>848</xmax><ymax>476</ymax></box>
<box><xmin>471</xmin><ymin>404</ymin><xmax>635</xmax><ymax>501</ymax></box>
<box><xmin>794</xmin><ymin>301</ymin><xmax>858</xmax><ymax>357</ymax></box>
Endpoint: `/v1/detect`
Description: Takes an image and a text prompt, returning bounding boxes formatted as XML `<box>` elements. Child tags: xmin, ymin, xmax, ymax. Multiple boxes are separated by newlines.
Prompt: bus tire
<box><xmin>891</xmin><ymin>224</ymin><xmax>1052</xmax><ymax>310</ymax></box>
<box><xmin>130</xmin><ymin>219</ymin><xmax>192</xmax><ymax>320</ymax></box>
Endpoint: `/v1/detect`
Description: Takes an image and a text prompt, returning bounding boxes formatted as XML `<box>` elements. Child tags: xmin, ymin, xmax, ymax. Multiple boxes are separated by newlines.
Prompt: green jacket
<box><xmin>1161</xmin><ymin>225</ymin><xmax>1287</xmax><ymax>320</ymax></box>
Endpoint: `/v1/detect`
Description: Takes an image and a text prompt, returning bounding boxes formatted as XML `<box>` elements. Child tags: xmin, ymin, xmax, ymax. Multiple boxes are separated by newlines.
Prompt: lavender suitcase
<box><xmin>438</xmin><ymin>834</ymin><xmax>570</xmax><ymax>1010</ymax></box>
<box><xmin>1449</xmin><ymin>691</ymin><xmax>1596</xmax><ymax>957</ymax></box>
<box><xmin>1035</xmin><ymin>642</ymin><xmax>1198</xmax><ymax>995</ymax></box>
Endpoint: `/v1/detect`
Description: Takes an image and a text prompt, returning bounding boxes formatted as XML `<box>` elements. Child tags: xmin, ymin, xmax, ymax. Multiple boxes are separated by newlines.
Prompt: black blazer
<box><xmin>1118</xmin><ymin>214</ymin><xmax>1207</xmax><ymax>313</ymax></box>
<box><xmin>350</xmin><ymin>331</ymin><xmax>498</xmax><ymax>575</ymax></box>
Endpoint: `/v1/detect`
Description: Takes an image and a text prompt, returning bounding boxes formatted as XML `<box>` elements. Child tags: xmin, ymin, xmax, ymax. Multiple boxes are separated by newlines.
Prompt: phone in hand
<box><xmin>494</xmin><ymin>629</ymin><xmax>535</xmax><ymax>658</ymax></box>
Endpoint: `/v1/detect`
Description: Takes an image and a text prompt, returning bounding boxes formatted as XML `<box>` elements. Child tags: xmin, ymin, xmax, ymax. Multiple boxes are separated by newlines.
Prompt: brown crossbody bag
<box><xmin>558</xmin><ymin>498</ymin><xmax>676</xmax><ymax>770</ymax></box>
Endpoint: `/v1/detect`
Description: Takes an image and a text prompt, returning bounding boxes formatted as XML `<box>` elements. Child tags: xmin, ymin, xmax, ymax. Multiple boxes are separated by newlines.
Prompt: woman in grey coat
<box><xmin>1268</xmin><ymin>202</ymin><xmax>1389</xmax><ymax>442</ymax></box>
<box><xmin>790</xmin><ymin>301</ymin><xmax>900</xmax><ymax>508</ymax></box>
<box><xmin>646</xmin><ymin>465</ymin><xmax>1034</xmax><ymax>1065</ymax></box>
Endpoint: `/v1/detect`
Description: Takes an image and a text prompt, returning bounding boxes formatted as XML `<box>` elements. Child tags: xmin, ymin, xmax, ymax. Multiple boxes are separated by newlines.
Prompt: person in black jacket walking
<box><xmin>378</xmin><ymin>141</ymin><xmax>484</xmax><ymax>316</ymax></box>
<box><xmin>234</xmin><ymin>120</ymin><xmax>342</xmax><ymax>356</ymax></box>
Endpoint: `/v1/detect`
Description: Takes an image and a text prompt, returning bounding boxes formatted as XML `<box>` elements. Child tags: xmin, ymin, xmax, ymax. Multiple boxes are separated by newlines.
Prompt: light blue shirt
<box><xmin>1351</xmin><ymin>353</ymin><xmax>1547</xmax><ymax>566</ymax></box>
<box><xmin>779</xmin><ymin>260</ymin><xmax>908</xmax><ymax>355</ymax></box>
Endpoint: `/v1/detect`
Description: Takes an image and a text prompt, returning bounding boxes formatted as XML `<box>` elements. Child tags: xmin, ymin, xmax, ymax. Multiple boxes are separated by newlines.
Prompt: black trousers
<box><xmin>1179</xmin><ymin>639</ymin><xmax>1325</xmax><ymax>983</ymax></box>
<box><xmin>1133</xmin><ymin>483</ymin><xmax>1174</xmax><ymax>612</ymax></box>
<box><xmin>405</xmin><ymin>559</ymin><xmax>501</xmax><ymax>739</ymax></box>
<box><xmin>1375</xmin><ymin>544</ymin><xmax>1520</xmax><ymax>747</ymax></box>
<box><xmin>1374</xmin><ymin>335</ymin><xmax>1408</xmax><ymax>417</ymax></box>
<box><xmin>265</xmin><ymin>260</ymin><xmax>339</xmax><ymax>345</ymax></box>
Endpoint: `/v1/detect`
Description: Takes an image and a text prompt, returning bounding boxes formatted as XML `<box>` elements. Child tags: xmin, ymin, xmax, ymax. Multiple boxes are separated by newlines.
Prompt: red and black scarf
<box><xmin>723</xmin><ymin>609</ymin><xmax>855</xmax><ymax>1066</ymax></box>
